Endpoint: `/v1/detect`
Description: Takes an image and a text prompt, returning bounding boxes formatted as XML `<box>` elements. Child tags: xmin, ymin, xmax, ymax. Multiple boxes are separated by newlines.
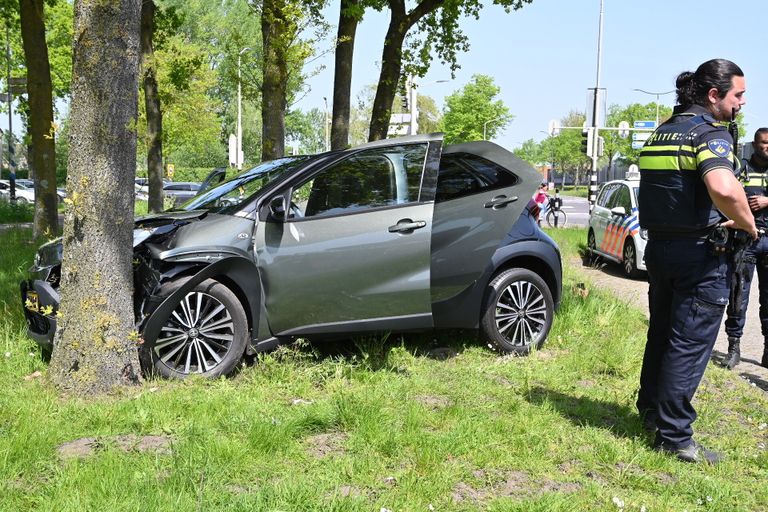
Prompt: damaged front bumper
<box><xmin>20</xmin><ymin>279</ymin><xmax>59</xmax><ymax>349</ymax></box>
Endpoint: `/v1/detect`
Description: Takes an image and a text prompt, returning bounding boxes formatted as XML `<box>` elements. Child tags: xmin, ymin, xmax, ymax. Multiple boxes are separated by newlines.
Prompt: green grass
<box><xmin>0</xmin><ymin>200</ymin><xmax>34</xmax><ymax>223</ymax></box>
<box><xmin>558</xmin><ymin>185</ymin><xmax>589</xmax><ymax>198</ymax></box>
<box><xmin>1</xmin><ymin>226</ymin><xmax>767</xmax><ymax>511</ymax></box>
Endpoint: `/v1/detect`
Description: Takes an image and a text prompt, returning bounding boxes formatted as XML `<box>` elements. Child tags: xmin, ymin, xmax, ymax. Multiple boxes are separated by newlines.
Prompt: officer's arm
<box><xmin>703</xmin><ymin>168</ymin><xmax>758</xmax><ymax>239</ymax></box>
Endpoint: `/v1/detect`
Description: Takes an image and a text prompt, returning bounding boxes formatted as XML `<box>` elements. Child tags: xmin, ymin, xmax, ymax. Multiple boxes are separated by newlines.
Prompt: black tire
<box><xmin>622</xmin><ymin>238</ymin><xmax>642</xmax><ymax>279</ymax></box>
<box><xmin>481</xmin><ymin>268</ymin><xmax>554</xmax><ymax>355</ymax></box>
<box><xmin>140</xmin><ymin>278</ymin><xmax>248</xmax><ymax>379</ymax></box>
<box><xmin>16</xmin><ymin>196</ymin><xmax>28</xmax><ymax>204</ymax></box>
<box><xmin>546</xmin><ymin>209</ymin><xmax>567</xmax><ymax>227</ymax></box>
<box><xmin>586</xmin><ymin>229</ymin><xmax>600</xmax><ymax>265</ymax></box>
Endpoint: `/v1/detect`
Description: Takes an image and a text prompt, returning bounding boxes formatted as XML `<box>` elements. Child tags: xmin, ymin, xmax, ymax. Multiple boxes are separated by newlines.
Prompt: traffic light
<box><xmin>597</xmin><ymin>136</ymin><xmax>605</xmax><ymax>157</ymax></box>
<box><xmin>401</xmin><ymin>95</ymin><xmax>409</xmax><ymax>111</ymax></box>
<box><xmin>581</xmin><ymin>128</ymin><xmax>594</xmax><ymax>157</ymax></box>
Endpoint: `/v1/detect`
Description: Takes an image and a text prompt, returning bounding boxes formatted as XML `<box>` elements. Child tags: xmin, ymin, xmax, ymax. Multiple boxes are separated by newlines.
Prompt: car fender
<box><xmin>141</xmin><ymin>256</ymin><xmax>263</xmax><ymax>351</ymax></box>
<box><xmin>492</xmin><ymin>239</ymin><xmax>563</xmax><ymax>308</ymax></box>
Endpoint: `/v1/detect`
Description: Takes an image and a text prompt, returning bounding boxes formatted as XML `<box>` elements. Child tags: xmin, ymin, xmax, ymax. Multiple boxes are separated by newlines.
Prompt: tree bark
<box><xmin>330</xmin><ymin>0</ymin><xmax>358</xmax><ymax>151</ymax></box>
<box><xmin>49</xmin><ymin>0</ymin><xmax>143</xmax><ymax>395</ymax></box>
<box><xmin>19</xmin><ymin>0</ymin><xmax>58</xmax><ymax>238</ymax></box>
<box><xmin>260</xmin><ymin>0</ymin><xmax>289</xmax><ymax>161</ymax></box>
<box><xmin>368</xmin><ymin>0</ymin><xmax>443</xmax><ymax>142</ymax></box>
<box><xmin>140</xmin><ymin>0</ymin><xmax>164</xmax><ymax>213</ymax></box>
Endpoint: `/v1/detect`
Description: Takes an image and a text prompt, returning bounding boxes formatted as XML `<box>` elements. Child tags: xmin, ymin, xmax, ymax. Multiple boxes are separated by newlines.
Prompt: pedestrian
<box><xmin>636</xmin><ymin>58</ymin><xmax>758</xmax><ymax>464</ymax></box>
<box><xmin>723</xmin><ymin>128</ymin><xmax>768</xmax><ymax>369</ymax></box>
<box><xmin>533</xmin><ymin>182</ymin><xmax>548</xmax><ymax>226</ymax></box>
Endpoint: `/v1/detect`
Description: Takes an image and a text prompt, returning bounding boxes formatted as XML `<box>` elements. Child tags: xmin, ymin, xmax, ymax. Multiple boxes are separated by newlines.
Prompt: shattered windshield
<box><xmin>179</xmin><ymin>156</ymin><xmax>311</xmax><ymax>213</ymax></box>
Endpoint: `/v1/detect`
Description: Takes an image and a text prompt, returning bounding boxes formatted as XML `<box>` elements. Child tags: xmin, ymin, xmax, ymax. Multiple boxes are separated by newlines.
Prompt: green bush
<box><xmin>0</xmin><ymin>199</ymin><xmax>34</xmax><ymax>223</ymax></box>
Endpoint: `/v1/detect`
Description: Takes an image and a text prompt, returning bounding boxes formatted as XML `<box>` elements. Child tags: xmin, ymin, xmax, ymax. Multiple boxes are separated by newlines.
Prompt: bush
<box><xmin>0</xmin><ymin>199</ymin><xmax>34</xmax><ymax>223</ymax></box>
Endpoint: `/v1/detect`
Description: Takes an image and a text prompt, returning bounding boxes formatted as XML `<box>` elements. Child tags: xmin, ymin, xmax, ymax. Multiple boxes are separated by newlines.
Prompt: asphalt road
<box><xmin>557</xmin><ymin>195</ymin><xmax>590</xmax><ymax>227</ymax></box>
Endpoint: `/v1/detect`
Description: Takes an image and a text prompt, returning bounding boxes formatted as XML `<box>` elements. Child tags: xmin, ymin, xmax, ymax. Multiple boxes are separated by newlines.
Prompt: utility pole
<box><xmin>587</xmin><ymin>0</ymin><xmax>605</xmax><ymax>212</ymax></box>
<box><xmin>5</xmin><ymin>26</ymin><xmax>15</xmax><ymax>202</ymax></box>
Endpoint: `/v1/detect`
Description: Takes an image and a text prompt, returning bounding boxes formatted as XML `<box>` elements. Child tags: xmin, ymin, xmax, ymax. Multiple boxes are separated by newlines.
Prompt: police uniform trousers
<box><xmin>724</xmin><ymin>234</ymin><xmax>768</xmax><ymax>340</ymax></box>
<box><xmin>637</xmin><ymin>237</ymin><xmax>731</xmax><ymax>449</ymax></box>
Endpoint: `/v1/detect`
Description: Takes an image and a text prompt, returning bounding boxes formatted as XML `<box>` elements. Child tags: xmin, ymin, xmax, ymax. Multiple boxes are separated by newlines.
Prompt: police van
<box><xmin>587</xmin><ymin>169</ymin><xmax>647</xmax><ymax>278</ymax></box>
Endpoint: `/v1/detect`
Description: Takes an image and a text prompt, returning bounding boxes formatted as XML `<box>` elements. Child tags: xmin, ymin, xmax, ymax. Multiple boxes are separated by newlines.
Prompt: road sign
<box><xmin>631</xmin><ymin>141</ymin><xmax>645</xmax><ymax>150</ymax></box>
<box><xmin>633</xmin><ymin>120</ymin><xmax>656</xmax><ymax>129</ymax></box>
<box><xmin>632</xmin><ymin>132</ymin><xmax>651</xmax><ymax>142</ymax></box>
<box><xmin>618</xmin><ymin>121</ymin><xmax>630</xmax><ymax>139</ymax></box>
<box><xmin>547</xmin><ymin>119</ymin><xmax>561</xmax><ymax>136</ymax></box>
<box><xmin>0</xmin><ymin>93</ymin><xmax>9</xmax><ymax>102</ymax></box>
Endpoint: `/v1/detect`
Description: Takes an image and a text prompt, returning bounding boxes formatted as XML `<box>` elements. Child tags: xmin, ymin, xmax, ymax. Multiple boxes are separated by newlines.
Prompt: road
<box><xmin>556</xmin><ymin>194</ymin><xmax>589</xmax><ymax>227</ymax></box>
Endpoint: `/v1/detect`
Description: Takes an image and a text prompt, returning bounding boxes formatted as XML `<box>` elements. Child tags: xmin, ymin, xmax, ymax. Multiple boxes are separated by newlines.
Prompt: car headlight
<box><xmin>133</xmin><ymin>227</ymin><xmax>158</xmax><ymax>247</ymax></box>
<box><xmin>639</xmin><ymin>228</ymin><xmax>648</xmax><ymax>240</ymax></box>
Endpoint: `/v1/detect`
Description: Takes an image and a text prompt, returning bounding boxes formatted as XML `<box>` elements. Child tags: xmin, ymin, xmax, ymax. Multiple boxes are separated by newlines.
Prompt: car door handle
<box><xmin>484</xmin><ymin>195</ymin><xmax>518</xmax><ymax>209</ymax></box>
<box><xmin>388</xmin><ymin>219</ymin><xmax>427</xmax><ymax>234</ymax></box>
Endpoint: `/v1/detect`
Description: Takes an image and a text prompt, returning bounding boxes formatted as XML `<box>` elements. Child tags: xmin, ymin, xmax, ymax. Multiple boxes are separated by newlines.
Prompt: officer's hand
<box><xmin>748</xmin><ymin>195</ymin><xmax>768</xmax><ymax>211</ymax></box>
<box><xmin>721</xmin><ymin>219</ymin><xmax>759</xmax><ymax>240</ymax></box>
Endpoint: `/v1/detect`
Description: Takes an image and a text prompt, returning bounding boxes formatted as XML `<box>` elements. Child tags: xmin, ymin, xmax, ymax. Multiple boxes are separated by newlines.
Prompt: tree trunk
<box><xmin>368</xmin><ymin>9</ymin><xmax>406</xmax><ymax>142</ymax></box>
<box><xmin>330</xmin><ymin>0</ymin><xmax>358</xmax><ymax>151</ymax></box>
<box><xmin>19</xmin><ymin>0</ymin><xmax>58</xmax><ymax>238</ymax></box>
<box><xmin>141</xmin><ymin>0</ymin><xmax>164</xmax><ymax>213</ymax></box>
<box><xmin>260</xmin><ymin>0</ymin><xmax>289</xmax><ymax>161</ymax></box>
<box><xmin>49</xmin><ymin>0</ymin><xmax>143</xmax><ymax>396</ymax></box>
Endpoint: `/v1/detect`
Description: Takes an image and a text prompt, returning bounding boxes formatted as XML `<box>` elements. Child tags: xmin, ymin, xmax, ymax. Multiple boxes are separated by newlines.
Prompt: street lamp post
<box><xmin>237</xmin><ymin>47</ymin><xmax>250</xmax><ymax>170</ymax></box>
<box><xmin>483</xmin><ymin>116</ymin><xmax>502</xmax><ymax>141</ymax></box>
<box><xmin>632</xmin><ymin>88</ymin><xmax>675</xmax><ymax>127</ymax></box>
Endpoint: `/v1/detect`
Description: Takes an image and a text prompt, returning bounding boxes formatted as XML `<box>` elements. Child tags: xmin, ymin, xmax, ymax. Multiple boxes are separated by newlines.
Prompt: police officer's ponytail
<box><xmin>675</xmin><ymin>59</ymin><xmax>743</xmax><ymax>107</ymax></box>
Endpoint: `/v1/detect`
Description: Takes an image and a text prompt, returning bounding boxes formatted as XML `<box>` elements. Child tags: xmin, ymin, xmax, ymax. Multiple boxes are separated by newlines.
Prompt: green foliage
<box><xmin>605</xmin><ymin>102</ymin><xmax>673</xmax><ymax>164</ymax></box>
<box><xmin>286</xmin><ymin>108</ymin><xmax>326</xmax><ymax>154</ymax></box>
<box><xmin>442</xmin><ymin>74</ymin><xmax>512</xmax><ymax>144</ymax></box>
<box><xmin>0</xmin><ymin>200</ymin><xmax>33</xmax><ymax>223</ymax></box>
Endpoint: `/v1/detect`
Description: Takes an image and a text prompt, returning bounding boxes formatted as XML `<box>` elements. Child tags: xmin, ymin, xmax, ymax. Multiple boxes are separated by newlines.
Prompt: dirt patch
<box><xmin>414</xmin><ymin>394</ymin><xmax>452</xmax><ymax>409</ymax></box>
<box><xmin>452</xmin><ymin>469</ymin><xmax>580</xmax><ymax>504</ymax></box>
<box><xmin>304</xmin><ymin>432</ymin><xmax>348</xmax><ymax>459</ymax></box>
<box><xmin>56</xmin><ymin>434</ymin><xmax>173</xmax><ymax>460</ymax></box>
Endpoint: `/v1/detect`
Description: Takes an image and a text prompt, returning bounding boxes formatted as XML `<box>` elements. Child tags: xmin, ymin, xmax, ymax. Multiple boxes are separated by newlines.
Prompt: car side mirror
<box><xmin>268</xmin><ymin>195</ymin><xmax>286</xmax><ymax>221</ymax></box>
<box><xmin>610</xmin><ymin>206</ymin><xmax>627</xmax><ymax>216</ymax></box>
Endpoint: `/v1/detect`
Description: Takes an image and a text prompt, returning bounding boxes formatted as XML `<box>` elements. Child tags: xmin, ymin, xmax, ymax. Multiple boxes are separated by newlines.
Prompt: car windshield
<box><xmin>179</xmin><ymin>156</ymin><xmax>311</xmax><ymax>213</ymax></box>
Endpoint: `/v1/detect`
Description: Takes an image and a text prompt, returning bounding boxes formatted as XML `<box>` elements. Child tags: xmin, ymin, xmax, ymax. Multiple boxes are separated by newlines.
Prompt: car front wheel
<box><xmin>141</xmin><ymin>278</ymin><xmax>248</xmax><ymax>379</ymax></box>
<box><xmin>481</xmin><ymin>268</ymin><xmax>554</xmax><ymax>355</ymax></box>
<box><xmin>622</xmin><ymin>239</ymin><xmax>642</xmax><ymax>279</ymax></box>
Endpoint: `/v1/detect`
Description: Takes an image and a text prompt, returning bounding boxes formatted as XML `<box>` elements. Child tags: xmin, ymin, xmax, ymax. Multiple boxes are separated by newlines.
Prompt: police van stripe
<box><xmin>600</xmin><ymin>211</ymin><xmax>640</xmax><ymax>258</ymax></box>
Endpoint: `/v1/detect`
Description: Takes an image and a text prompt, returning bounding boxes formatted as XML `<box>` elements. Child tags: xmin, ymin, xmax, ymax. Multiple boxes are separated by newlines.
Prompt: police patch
<box><xmin>707</xmin><ymin>138</ymin><xmax>732</xmax><ymax>157</ymax></box>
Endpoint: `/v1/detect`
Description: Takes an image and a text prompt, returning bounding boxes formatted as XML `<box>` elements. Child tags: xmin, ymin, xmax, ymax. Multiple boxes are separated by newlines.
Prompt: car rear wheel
<box><xmin>141</xmin><ymin>278</ymin><xmax>248</xmax><ymax>379</ymax></box>
<box><xmin>481</xmin><ymin>268</ymin><xmax>554</xmax><ymax>355</ymax></box>
<box><xmin>586</xmin><ymin>229</ymin><xmax>600</xmax><ymax>264</ymax></box>
<box><xmin>622</xmin><ymin>239</ymin><xmax>642</xmax><ymax>279</ymax></box>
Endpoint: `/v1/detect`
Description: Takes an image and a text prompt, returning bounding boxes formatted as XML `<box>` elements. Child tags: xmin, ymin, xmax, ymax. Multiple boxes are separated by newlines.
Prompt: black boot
<box><xmin>724</xmin><ymin>337</ymin><xmax>740</xmax><ymax>370</ymax></box>
<box><xmin>762</xmin><ymin>345</ymin><xmax>768</xmax><ymax>369</ymax></box>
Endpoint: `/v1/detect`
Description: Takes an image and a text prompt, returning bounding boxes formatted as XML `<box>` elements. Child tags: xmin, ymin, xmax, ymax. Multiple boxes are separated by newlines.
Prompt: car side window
<box><xmin>435</xmin><ymin>152</ymin><xmax>519</xmax><ymax>203</ymax></box>
<box><xmin>597</xmin><ymin>184</ymin><xmax>617</xmax><ymax>207</ymax></box>
<box><xmin>609</xmin><ymin>185</ymin><xmax>630</xmax><ymax>211</ymax></box>
<box><xmin>293</xmin><ymin>144</ymin><xmax>427</xmax><ymax>218</ymax></box>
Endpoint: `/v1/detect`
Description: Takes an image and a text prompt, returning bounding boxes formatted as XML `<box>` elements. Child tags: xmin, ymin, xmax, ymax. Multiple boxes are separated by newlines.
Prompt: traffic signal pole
<box><xmin>589</xmin><ymin>0</ymin><xmax>605</xmax><ymax>212</ymax></box>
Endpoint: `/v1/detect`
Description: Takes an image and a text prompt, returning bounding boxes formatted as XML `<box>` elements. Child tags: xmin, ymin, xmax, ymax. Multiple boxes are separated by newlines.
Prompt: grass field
<box><xmin>1</xmin><ymin>226</ymin><xmax>767</xmax><ymax>511</ymax></box>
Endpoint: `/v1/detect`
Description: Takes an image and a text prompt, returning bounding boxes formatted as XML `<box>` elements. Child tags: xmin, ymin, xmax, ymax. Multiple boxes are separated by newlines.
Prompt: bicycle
<box><xmin>545</xmin><ymin>196</ymin><xmax>567</xmax><ymax>227</ymax></box>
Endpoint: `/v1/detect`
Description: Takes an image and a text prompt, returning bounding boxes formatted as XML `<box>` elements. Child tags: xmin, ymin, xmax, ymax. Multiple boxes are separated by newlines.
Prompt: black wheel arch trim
<box><xmin>432</xmin><ymin>239</ymin><xmax>562</xmax><ymax>330</ymax></box>
<box><xmin>141</xmin><ymin>256</ymin><xmax>262</xmax><ymax>352</ymax></box>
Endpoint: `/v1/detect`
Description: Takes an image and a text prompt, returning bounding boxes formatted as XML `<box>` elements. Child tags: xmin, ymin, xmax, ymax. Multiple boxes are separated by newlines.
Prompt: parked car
<box><xmin>587</xmin><ymin>171</ymin><xmax>646</xmax><ymax>278</ymax></box>
<box><xmin>0</xmin><ymin>179</ymin><xmax>66</xmax><ymax>203</ymax></box>
<box><xmin>21</xmin><ymin>135</ymin><xmax>562</xmax><ymax>379</ymax></box>
<box><xmin>0</xmin><ymin>180</ymin><xmax>36</xmax><ymax>203</ymax></box>
<box><xmin>163</xmin><ymin>181</ymin><xmax>201</xmax><ymax>207</ymax></box>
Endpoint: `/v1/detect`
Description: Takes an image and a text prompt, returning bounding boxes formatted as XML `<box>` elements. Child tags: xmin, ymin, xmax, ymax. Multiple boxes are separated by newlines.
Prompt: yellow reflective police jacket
<box><xmin>638</xmin><ymin>104</ymin><xmax>738</xmax><ymax>237</ymax></box>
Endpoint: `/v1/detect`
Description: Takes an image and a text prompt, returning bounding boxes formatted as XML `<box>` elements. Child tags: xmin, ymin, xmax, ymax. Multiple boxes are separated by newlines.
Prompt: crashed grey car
<box><xmin>21</xmin><ymin>134</ymin><xmax>562</xmax><ymax>379</ymax></box>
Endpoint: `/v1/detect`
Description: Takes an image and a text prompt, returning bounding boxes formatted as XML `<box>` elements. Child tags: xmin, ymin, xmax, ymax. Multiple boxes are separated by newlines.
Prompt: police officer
<box><xmin>636</xmin><ymin>59</ymin><xmax>757</xmax><ymax>464</ymax></box>
<box><xmin>723</xmin><ymin>128</ymin><xmax>768</xmax><ymax>369</ymax></box>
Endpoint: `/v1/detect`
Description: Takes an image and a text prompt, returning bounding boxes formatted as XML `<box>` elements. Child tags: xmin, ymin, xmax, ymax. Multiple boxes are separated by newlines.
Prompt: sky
<box><xmin>294</xmin><ymin>0</ymin><xmax>768</xmax><ymax>151</ymax></box>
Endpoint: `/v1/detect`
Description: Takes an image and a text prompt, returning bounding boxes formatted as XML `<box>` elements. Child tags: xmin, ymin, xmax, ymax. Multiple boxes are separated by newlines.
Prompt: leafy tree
<box><xmin>513</xmin><ymin>138</ymin><xmax>543</xmax><ymax>166</ymax></box>
<box><xmin>50</xmin><ymin>0</ymin><xmax>142</xmax><ymax>395</ymax></box>
<box><xmin>286</xmin><ymin>107</ymin><xmax>325</xmax><ymax>153</ymax></box>
<box><xmin>416</xmin><ymin>94</ymin><xmax>441</xmax><ymax>134</ymax></box>
<box><xmin>141</xmin><ymin>0</ymin><xmax>164</xmax><ymax>212</ymax></box>
<box><xmin>19</xmin><ymin>0</ymin><xmax>58</xmax><ymax>237</ymax></box>
<box><xmin>605</xmin><ymin>102</ymin><xmax>672</xmax><ymax>165</ymax></box>
<box><xmin>441</xmin><ymin>74</ymin><xmax>512</xmax><ymax>145</ymax></box>
<box><xmin>367</xmin><ymin>0</ymin><xmax>532</xmax><ymax>141</ymax></box>
<box><xmin>330</xmin><ymin>0</ymin><xmax>363</xmax><ymax>150</ymax></box>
